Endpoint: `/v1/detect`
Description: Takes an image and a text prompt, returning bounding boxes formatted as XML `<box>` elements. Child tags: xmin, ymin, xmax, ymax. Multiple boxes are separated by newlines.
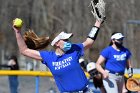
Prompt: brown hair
<box><xmin>23</xmin><ymin>29</ymin><xmax>61</xmax><ymax>50</ymax></box>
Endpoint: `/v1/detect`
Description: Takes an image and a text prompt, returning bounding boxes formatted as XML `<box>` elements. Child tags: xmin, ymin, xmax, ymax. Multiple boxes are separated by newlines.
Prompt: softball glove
<box><xmin>89</xmin><ymin>0</ymin><xmax>106</xmax><ymax>23</ymax></box>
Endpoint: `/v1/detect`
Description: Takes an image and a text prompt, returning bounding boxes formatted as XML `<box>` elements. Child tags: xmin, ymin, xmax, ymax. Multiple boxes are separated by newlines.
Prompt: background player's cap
<box><xmin>111</xmin><ymin>33</ymin><xmax>124</xmax><ymax>40</ymax></box>
<box><xmin>79</xmin><ymin>58</ymin><xmax>85</xmax><ymax>63</ymax></box>
<box><xmin>86</xmin><ymin>62</ymin><xmax>96</xmax><ymax>72</ymax></box>
<box><xmin>51</xmin><ymin>31</ymin><xmax>73</xmax><ymax>46</ymax></box>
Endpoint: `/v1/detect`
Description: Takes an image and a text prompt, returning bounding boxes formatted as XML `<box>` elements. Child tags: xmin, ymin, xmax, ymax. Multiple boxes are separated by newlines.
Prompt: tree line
<box><xmin>0</xmin><ymin>0</ymin><xmax>140</xmax><ymax>67</ymax></box>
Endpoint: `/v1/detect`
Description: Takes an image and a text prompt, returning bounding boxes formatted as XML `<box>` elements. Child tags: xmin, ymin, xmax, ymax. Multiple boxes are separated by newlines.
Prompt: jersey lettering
<box><xmin>113</xmin><ymin>53</ymin><xmax>126</xmax><ymax>61</ymax></box>
<box><xmin>52</xmin><ymin>57</ymin><xmax>72</xmax><ymax>70</ymax></box>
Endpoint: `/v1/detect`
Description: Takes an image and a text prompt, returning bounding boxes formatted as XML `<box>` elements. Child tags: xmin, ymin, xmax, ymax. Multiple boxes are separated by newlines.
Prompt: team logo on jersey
<box><xmin>52</xmin><ymin>56</ymin><xmax>72</xmax><ymax>70</ymax></box>
<box><xmin>113</xmin><ymin>53</ymin><xmax>126</xmax><ymax>61</ymax></box>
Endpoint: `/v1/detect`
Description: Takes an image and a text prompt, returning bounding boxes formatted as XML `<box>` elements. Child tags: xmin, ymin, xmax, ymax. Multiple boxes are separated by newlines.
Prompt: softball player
<box><xmin>86</xmin><ymin>62</ymin><xmax>106</xmax><ymax>93</ymax></box>
<box><xmin>12</xmin><ymin>19</ymin><xmax>102</xmax><ymax>93</ymax></box>
<box><xmin>96</xmin><ymin>32</ymin><xmax>133</xmax><ymax>93</ymax></box>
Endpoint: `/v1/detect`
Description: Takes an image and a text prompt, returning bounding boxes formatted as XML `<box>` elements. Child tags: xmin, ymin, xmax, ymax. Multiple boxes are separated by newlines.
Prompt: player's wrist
<box><xmin>88</xmin><ymin>26</ymin><xmax>100</xmax><ymax>40</ymax></box>
<box><xmin>128</xmin><ymin>67</ymin><xmax>133</xmax><ymax>78</ymax></box>
<box><xmin>95</xmin><ymin>20</ymin><xmax>101</xmax><ymax>27</ymax></box>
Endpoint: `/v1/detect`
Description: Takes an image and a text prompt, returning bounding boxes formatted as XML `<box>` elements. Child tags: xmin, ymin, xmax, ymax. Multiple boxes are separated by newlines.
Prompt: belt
<box><xmin>109</xmin><ymin>71</ymin><xmax>124</xmax><ymax>76</ymax></box>
<box><xmin>64</xmin><ymin>86</ymin><xmax>88</xmax><ymax>93</ymax></box>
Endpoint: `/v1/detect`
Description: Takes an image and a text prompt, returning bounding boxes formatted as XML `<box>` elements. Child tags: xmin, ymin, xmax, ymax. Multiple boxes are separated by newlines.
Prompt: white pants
<box><xmin>103</xmin><ymin>73</ymin><xmax>124</xmax><ymax>93</ymax></box>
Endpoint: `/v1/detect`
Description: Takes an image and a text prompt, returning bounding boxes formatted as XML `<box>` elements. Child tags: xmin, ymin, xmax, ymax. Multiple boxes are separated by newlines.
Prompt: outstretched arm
<box><xmin>12</xmin><ymin>26</ymin><xmax>42</xmax><ymax>61</ymax></box>
<box><xmin>83</xmin><ymin>20</ymin><xmax>101</xmax><ymax>49</ymax></box>
<box><xmin>0</xmin><ymin>64</ymin><xmax>11</xmax><ymax>68</ymax></box>
<box><xmin>83</xmin><ymin>0</ymin><xmax>106</xmax><ymax>49</ymax></box>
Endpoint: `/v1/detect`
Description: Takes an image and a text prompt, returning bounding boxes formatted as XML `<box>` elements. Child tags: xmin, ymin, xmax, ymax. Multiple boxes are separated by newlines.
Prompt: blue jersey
<box><xmin>101</xmin><ymin>46</ymin><xmax>131</xmax><ymax>73</ymax></box>
<box><xmin>39</xmin><ymin>43</ymin><xmax>88</xmax><ymax>92</ymax></box>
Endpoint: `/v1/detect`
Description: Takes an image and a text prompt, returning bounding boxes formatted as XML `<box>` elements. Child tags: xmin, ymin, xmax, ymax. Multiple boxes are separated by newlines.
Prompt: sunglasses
<box><xmin>116</xmin><ymin>38</ymin><xmax>124</xmax><ymax>41</ymax></box>
<box><xmin>113</xmin><ymin>38</ymin><xmax>124</xmax><ymax>42</ymax></box>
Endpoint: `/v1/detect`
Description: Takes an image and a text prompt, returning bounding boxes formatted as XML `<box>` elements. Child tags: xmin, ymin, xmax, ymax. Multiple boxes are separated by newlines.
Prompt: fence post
<box><xmin>35</xmin><ymin>76</ymin><xmax>40</xmax><ymax>93</ymax></box>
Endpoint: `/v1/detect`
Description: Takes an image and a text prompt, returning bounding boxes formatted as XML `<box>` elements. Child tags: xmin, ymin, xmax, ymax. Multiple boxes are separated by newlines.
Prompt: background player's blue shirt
<box><xmin>39</xmin><ymin>43</ymin><xmax>88</xmax><ymax>92</ymax></box>
<box><xmin>101</xmin><ymin>46</ymin><xmax>131</xmax><ymax>73</ymax></box>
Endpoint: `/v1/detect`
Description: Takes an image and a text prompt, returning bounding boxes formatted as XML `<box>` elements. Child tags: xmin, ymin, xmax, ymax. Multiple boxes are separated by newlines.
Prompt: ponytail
<box><xmin>23</xmin><ymin>29</ymin><xmax>51</xmax><ymax>50</ymax></box>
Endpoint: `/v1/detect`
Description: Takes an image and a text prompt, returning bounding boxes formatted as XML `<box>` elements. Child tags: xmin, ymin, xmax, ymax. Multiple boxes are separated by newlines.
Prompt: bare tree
<box><xmin>0</xmin><ymin>0</ymin><xmax>140</xmax><ymax>67</ymax></box>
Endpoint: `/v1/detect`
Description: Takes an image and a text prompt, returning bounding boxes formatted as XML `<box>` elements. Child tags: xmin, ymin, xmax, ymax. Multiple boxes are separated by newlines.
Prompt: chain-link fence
<box><xmin>123</xmin><ymin>20</ymin><xmax>140</xmax><ymax>68</ymax></box>
<box><xmin>0</xmin><ymin>76</ymin><xmax>58</xmax><ymax>93</ymax></box>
